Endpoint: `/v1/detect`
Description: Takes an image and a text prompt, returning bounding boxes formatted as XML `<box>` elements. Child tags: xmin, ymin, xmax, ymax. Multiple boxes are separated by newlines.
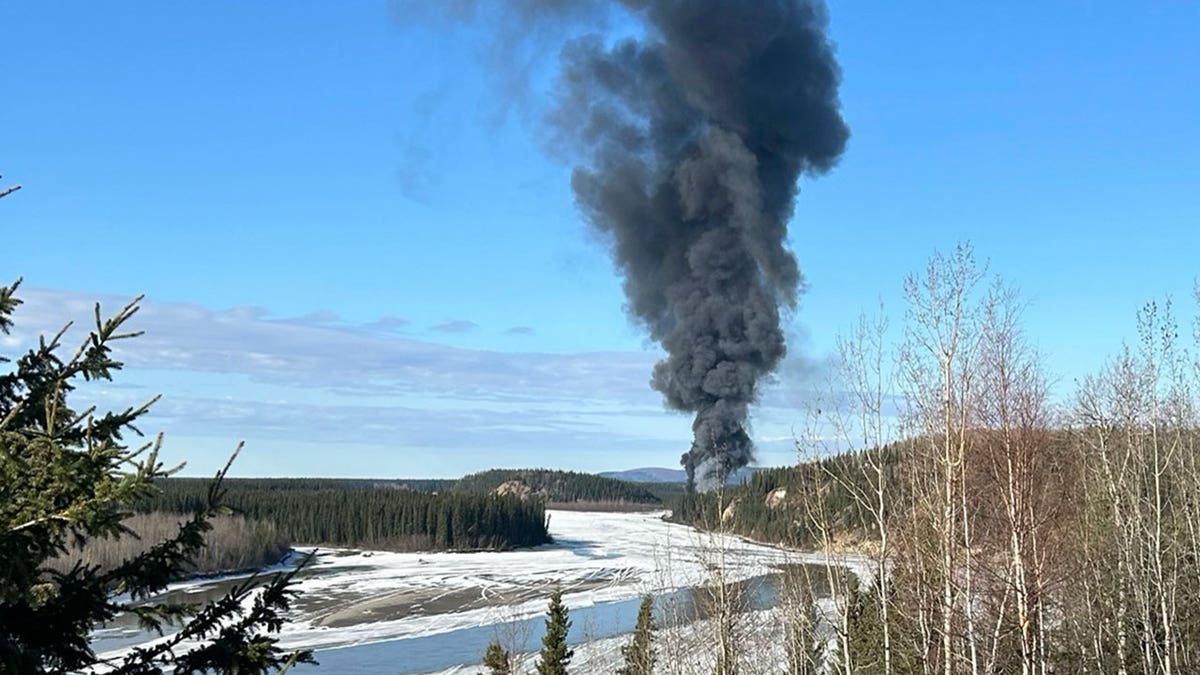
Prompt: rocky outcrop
<box><xmin>494</xmin><ymin>480</ymin><xmax>533</xmax><ymax>500</ymax></box>
<box><xmin>765</xmin><ymin>487</ymin><xmax>788</xmax><ymax>509</ymax></box>
<box><xmin>721</xmin><ymin>498</ymin><xmax>739</xmax><ymax>523</ymax></box>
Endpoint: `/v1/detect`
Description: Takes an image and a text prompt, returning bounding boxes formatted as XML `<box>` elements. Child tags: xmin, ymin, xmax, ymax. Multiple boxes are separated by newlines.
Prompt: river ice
<box><xmin>96</xmin><ymin>510</ymin><xmax>867</xmax><ymax>673</ymax></box>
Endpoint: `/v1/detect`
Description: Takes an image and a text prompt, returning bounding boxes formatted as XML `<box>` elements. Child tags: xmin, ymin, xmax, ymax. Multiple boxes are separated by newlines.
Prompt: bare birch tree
<box><xmin>897</xmin><ymin>244</ymin><xmax>988</xmax><ymax>675</ymax></box>
<box><xmin>1068</xmin><ymin>297</ymin><xmax>1200</xmax><ymax>674</ymax></box>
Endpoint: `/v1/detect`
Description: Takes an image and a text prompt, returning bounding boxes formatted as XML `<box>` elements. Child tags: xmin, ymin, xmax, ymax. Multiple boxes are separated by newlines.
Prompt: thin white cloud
<box><xmin>8</xmin><ymin>288</ymin><xmax>659</xmax><ymax>405</ymax></box>
<box><xmin>363</xmin><ymin>315</ymin><xmax>410</xmax><ymax>332</ymax></box>
<box><xmin>284</xmin><ymin>310</ymin><xmax>341</xmax><ymax>325</ymax></box>
<box><xmin>429</xmin><ymin>319</ymin><xmax>479</xmax><ymax>333</ymax></box>
<box><xmin>5</xmin><ymin>287</ymin><xmax>862</xmax><ymax>470</ymax></box>
<box><xmin>147</xmin><ymin>395</ymin><xmax>681</xmax><ymax>451</ymax></box>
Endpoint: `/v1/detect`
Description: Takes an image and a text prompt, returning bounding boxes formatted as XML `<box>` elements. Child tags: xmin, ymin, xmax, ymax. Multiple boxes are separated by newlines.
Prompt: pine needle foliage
<box><xmin>481</xmin><ymin>639</ymin><xmax>512</xmax><ymax>675</ymax></box>
<box><xmin>0</xmin><ymin>278</ymin><xmax>315</xmax><ymax>673</ymax></box>
<box><xmin>143</xmin><ymin>477</ymin><xmax>551</xmax><ymax>551</ymax></box>
<box><xmin>617</xmin><ymin>594</ymin><xmax>656</xmax><ymax>675</ymax></box>
<box><xmin>535</xmin><ymin>587</ymin><xmax>573</xmax><ymax>675</ymax></box>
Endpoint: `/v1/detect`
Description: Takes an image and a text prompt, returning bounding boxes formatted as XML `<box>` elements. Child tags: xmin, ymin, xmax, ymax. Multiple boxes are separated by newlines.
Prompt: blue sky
<box><xmin>2</xmin><ymin>2</ymin><xmax>1198</xmax><ymax>477</ymax></box>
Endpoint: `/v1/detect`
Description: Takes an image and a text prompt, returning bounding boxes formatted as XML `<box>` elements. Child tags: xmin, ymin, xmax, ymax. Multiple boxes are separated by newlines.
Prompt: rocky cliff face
<box><xmin>765</xmin><ymin>487</ymin><xmax>788</xmax><ymax>510</ymax></box>
<box><xmin>495</xmin><ymin>480</ymin><xmax>535</xmax><ymax>500</ymax></box>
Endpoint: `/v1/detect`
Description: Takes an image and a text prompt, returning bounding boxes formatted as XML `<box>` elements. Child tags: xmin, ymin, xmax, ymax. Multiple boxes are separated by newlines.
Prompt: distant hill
<box><xmin>454</xmin><ymin>468</ymin><xmax>662</xmax><ymax>508</ymax></box>
<box><xmin>600</xmin><ymin>466</ymin><xmax>771</xmax><ymax>485</ymax></box>
<box><xmin>599</xmin><ymin>467</ymin><xmax>688</xmax><ymax>483</ymax></box>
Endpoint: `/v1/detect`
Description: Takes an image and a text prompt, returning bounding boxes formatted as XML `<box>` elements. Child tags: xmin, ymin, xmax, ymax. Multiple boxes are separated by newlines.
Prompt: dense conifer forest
<box><xmin>453</xmin><ymin>468</ymin><xmax>664</xmax><ymax>507</ymax></box>
<box><xmin>142</xmin><ymin>478</ymin><xmax>551</xmax><ymax>551</ymax></box>
<box><xmin>135</xmin><ymin>468</ymin><xmax>672</xmax><ymax>554</ymax></box>
<box><xmin>633</xmin><ymin>480</ymin><xmax>688</xmax><ymax>503</ymax></box>
<box><xmin>667</xmin><ymin>447</ymin><xmax>900</xmax><ymax>548</ymax></box>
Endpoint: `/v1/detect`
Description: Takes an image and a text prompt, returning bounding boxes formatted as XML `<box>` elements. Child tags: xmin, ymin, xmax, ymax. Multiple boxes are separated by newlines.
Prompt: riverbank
<box><xmin>94</xmin><ymin>509</ymin><xmax>865</xmax><ymax>673</ymax></box>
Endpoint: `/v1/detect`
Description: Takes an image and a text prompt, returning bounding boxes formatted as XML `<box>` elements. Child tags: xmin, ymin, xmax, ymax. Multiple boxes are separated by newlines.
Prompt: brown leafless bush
<box><xmin>48</xmin><ymin>511</ymin><xmax>290</xmax><ymax>578</ymax></box>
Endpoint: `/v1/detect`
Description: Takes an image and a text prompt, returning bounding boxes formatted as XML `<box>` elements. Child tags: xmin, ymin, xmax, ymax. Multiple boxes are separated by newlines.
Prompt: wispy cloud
<box><xmin>430</xmin><ymin>319</ymin><xmax>478</xmax><ymax>333</ymax></box>
<box><xmin>285</xmin><ymin>310</ymin><xmax>341</xmax><ymax>325</ymax></box>
<box><xmin>364</xmin><ymin>315</ymin><xmax>409</xmax><ymax>332</ymax></box>
<box><xmin>4</xmin><ymin>287</ymin><xmax>853</xmax><ymax>473</ymax></box>
<box><xmin>5</xmin><ymin>287</ymin><xmax>684</xmax><ymax>468</ymax></box>
<box><xmin>9</xmin><ymin>288</ymin><xmax>659</xmax><ymax>405</ymax></box>
<box><xmin>148</xmin><ymin>395</ymin><xmax>673</xmax><ymax>450</ymax></box>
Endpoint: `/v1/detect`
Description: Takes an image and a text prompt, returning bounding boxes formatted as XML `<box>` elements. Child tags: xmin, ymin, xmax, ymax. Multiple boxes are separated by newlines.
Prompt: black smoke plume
<box><xmin>554</xmin><ymin>0</ymin><xmax>848</xmax><ymax>490</ymax></box>
<box><xmin>400</xmin><ymin>0</ymin><xmax>848</xmax><ymax>490</ymax></box>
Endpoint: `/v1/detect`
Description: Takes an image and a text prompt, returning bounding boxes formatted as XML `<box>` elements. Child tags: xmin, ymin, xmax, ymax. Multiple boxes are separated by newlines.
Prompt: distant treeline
<box><xmin>632</xmin><ymin>480</ymin><xmax>687</xmax><ymax>503</ymax></box>
<box><xmin>667</xmin><ymin>446</ymin><xmax>901</xmax><ymax>548</ymax></box>
<box><xmin>141</xmin><ymin>478</ymin><xmax>551</xmax><ymax>551</ymax></box>
<box><xmin>454</xmin><ymin>468</ymin><xmax>664</xmax><ymax>506</ymax></box>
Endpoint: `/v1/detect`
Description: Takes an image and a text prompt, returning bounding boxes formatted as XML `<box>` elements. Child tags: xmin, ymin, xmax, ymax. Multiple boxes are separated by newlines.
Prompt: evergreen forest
<box><xmin>666</xmin><ymin>446</ymin><xmax>899</xmax><ymax>548</ymax></box>
<box><xmin>453</xmin><ymin>468</ymin><xmax>664</xmax><ymax>507</ymax></box>
<box><xmin>142</xmin><ymin>478</ymin><xmax>551</xmax><ymax>551</ymax></box>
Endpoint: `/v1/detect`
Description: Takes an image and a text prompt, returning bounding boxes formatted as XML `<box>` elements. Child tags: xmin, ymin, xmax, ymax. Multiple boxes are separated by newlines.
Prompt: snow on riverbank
<box><xmin>97</xmin><ymin>509</ymin><xmax>868</xmax><ymax>667</ymax></box>
<box><xmin>279</xmin><ymin>510</ymin><xmax>865</xmax><ymax>650</ymax></box>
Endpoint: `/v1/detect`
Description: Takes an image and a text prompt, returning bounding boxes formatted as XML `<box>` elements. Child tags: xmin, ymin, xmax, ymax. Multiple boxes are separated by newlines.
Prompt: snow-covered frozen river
<box><xmin>95</xmin><ymin>510</ymin><xmax>863</xmax><ymax>673</ymax></box>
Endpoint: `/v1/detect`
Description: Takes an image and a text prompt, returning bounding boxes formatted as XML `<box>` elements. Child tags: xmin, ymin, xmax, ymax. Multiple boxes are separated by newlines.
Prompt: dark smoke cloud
<box><xmin>402</xmin><ymin>0</ymin><xmax>848</xmax><ymax>490</ymax></box>
<box><xmin>393</xmin><ymin>0</ymin><xmax>612</xmax><ymax>122</ymax></box>
<box><xmin>555</xmin><ymin>0</ymin><xmax>848</xmax><ymax>489</ymax></box>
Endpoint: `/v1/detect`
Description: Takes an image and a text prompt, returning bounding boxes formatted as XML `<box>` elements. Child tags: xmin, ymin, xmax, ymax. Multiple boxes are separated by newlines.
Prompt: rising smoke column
<box><xmin>556</xmin><ymin>0</ymin><xmax>848</xmax><ymax>490</ymax></box>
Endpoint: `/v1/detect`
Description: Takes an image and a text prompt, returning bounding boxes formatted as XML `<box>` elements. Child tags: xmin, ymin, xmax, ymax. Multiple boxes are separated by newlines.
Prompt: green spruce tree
<box><xmin>481</xmin><ymin>638</ymin><xmax>512</xmax><ymax>675</ymax></box>
<box><xmin>617</xmin><ymin>594</ymin><xmax>656</xmax><ymax>675</ymax></box>
<box><xmin>0</xmin><ymin>275</ymin><xmax>314</xmax><ymax>673</ymax></box>
<box><xmin>840</xmin><ymin>571</ymin><xmax>921</xmax><ymax>672</ymax></box>
<box><xmin>536</xmin><ymin>587</ymin><xmax>573</xmax><ymax>675</ymax></box>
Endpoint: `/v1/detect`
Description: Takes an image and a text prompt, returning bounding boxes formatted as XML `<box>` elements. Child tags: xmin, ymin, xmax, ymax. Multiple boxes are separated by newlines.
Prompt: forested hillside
<box><xmin>453</xmin><ymin>468</ymin><xmax>663</xmax><ymax>507</ymax></box>
<box><xmin>634</xmin><ymin>480</ymin><xmax>688</xmax><ymax>503</ymax></box>
<box><xmin>143</xmin><ymin>478</ymin><xmax>550</xmax><ymax>551</ymax></box>
<box><xmin>667</xmin><ymin>446</ymin><xmax>900</xmax><ymax>548</ymax></box>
